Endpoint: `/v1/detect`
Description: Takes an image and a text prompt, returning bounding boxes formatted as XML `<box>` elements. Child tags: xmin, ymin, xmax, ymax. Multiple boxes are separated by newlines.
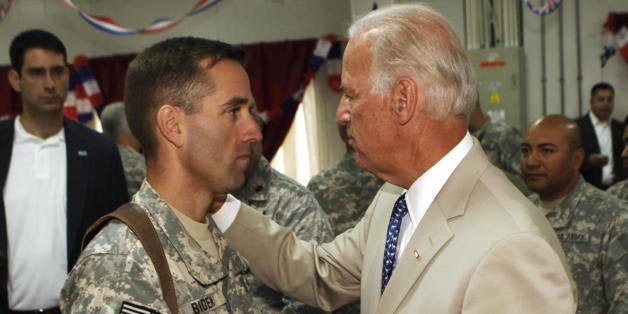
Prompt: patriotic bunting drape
<box><xmin>601</xmin><ymin>12</ymin><xmax>628</xmax><ymax>68</ymax></box>
<box><xmin>0</xmin><ymin>0</ymin><xmax>14</xmax><ymax>22</ymax></box>
<box><xmin>59</xmin><ymin>0</ymin><xmax>222</xmax><ymax>35</ymax></box>
<box><xmin>64</xmin><ymin>55</ymin><xmax>104</xmax><ymax>123</ymax></box>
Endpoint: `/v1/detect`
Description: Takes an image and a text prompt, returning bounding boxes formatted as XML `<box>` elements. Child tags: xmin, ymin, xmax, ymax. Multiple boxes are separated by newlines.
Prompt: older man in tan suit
<box><xmin>213</xmin><ymin>3</ymin><xmax>577</xmax><ymax>313</ymax></box>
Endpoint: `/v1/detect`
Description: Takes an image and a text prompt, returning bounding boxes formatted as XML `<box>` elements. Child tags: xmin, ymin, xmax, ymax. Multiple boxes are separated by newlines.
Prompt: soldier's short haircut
<box><xmin>124</xmin><ymin>37</ymin><xmax>245</xmax><ymax>156</ymax></box>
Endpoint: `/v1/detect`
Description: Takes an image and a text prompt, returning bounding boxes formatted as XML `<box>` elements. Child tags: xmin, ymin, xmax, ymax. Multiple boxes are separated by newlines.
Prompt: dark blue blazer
<box><xmin>0</xmin><ymin>117</ymin><xmax>128</xmax><ymax>309</ymax></box>
<box><xmin>574</xmin><ymin>113</ymin><xmax>625</xmax><ymax>189</ymax></box>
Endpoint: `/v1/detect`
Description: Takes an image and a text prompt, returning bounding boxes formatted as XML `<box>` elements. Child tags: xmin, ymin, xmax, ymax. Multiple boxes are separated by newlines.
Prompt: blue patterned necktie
<box><xmin>381</xmin><ymin>193</ymin><xmax>408</xmax><ymax>294</ymax></box>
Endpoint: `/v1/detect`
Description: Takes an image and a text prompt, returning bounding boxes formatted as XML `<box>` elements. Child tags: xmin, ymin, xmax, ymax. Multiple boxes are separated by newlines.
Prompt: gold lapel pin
<box><xmin>413</xmin><ymin>249</ymin><xmax>421</xmax><ymax>260</ymax></box>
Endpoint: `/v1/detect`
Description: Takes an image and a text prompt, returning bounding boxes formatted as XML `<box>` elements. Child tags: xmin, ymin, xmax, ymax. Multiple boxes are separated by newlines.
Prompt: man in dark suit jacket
<box><xmin>0</xmin><ymin>29</ymin><xmax>128</xmax><ymax>312</ymax></box>
<box><xmin>575</xmin><ymin>82</ymin><xmax>625</xmax><ymax>189</ymax></box>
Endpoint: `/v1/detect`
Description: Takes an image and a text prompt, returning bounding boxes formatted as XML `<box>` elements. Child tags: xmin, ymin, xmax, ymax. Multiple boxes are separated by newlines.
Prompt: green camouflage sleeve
<box><xmin>60</xmin><ymin>247</ymin><xmax>166</xmax><ymax>313</ymax></box>
<box><xmin>284</xmin><ymin>193</ymin><xmax>334</xmax><ymax>243</ymax></box>
<box><xmin>607</xmin><ymin>180</ymin><xmax>628</xmax><ymax>202</ymax></box>
<box><xmin>603</xmin><ymin>209</ymin><xmax>628</xmax><ymax>313</ymax></box>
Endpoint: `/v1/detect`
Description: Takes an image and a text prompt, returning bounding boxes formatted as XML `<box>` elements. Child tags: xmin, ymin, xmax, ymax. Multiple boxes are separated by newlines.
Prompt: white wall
<box><xmin>0</xmin><ymin>0</ymin><xmax>352</xmax><ymax>65</ymax></box>
<box><xmin>524</xmin><ymin>0</ymin><xmax>628</xmax><ymax>123</ymax></box>
<box><xmin>350</xmin><ymin>0</ymin><xmax>628</xmax><ymax>124</ymax></box>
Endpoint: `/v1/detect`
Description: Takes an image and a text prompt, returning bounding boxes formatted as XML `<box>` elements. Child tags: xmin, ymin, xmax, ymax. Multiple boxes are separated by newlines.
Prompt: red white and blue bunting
<box><xmin>525</xmin><ymin>0</ymin><xmax>562</xmax><ymax>16</ymax></box>
<box><xmin>258</xmin><ymin>34</ymin><xmax>340</xmax><ymax>123</ymax></box>
<box><xmin>59</xmin><ymin>0</ymin><xmax>222</xmax><ymax>35</ymax></box>
<box><xmin>0</xmin><ymin>0</ymin><xmax>14</xmax><ymax>22</ymax></box>
<box><xmin>64</xmin><ymin>55</ymin><xmax>104</xmax><ymax>123</ymax></box>
<box><xmin>601</xmin><ymin>12</ymin><xmax>628</xmax><ymax>68</ymax></box>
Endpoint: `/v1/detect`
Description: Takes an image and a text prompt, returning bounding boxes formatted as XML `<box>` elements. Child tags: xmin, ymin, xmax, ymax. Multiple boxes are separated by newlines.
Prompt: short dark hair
<box><xmin>124</xmin><ymin>37</ymin><xmax>245</xmax><ymax>156</ymax></box>
<box><xmin>9</xmin><ymin>29</ymin><xmax>67</xmax><ymax>73</ymax></box>
<box><xmin>590</xmin><ymin>82</ymin><xmax>614</xmax><ymax>98</ymax></box>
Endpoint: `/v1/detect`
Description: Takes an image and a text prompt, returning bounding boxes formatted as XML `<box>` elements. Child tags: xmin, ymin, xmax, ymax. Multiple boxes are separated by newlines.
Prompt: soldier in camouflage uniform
<box><xmin>60</xmin><ymin>37</ymin><xmax>262</xmax><ymax>313</ymax></box>
<box><xmin>116</xmin><ymin>144</ymin><xmax>146</xmax><ymax>197</ymax></box>
<box><xmin>61</xmin><ymin>182</ymin><xmax>252</xmax><ymax>313</ymax></box>
<box><xmin>306</xmin><ymin>125</ymin><xmax>383</xmax><ymax>314</ymax></box>
<box><xmin>521</xmin><ymin>114</ymin><xmax>627</xmax><ymax>313</ymax></box>
<box><xmin>468</xmin><ymin>99</ymin><xmax>530</xmax><ymax>195</ymax></box>
<box><xmin>234</xmin><ymin>139</ymin><xmax>333</xmax><ymax>313</ymax></box>
<box><xmin>607</xmin><ymin>116</ymin><xmax>628</xmax><ymax>201</ymax></box>
<box><xmin>307</xmin><ymin>125</ymin><xmax>384</xmax><ymax>235</ymax></box>
<box><xmin>607</xmin><ymin>179</ymin><xmax>628</xmax><ymax>201</ymax></box>
<box><xmin>101</xmin><ymin>102</ymin><xmax>146</xmax><ymax>197</ymax></box>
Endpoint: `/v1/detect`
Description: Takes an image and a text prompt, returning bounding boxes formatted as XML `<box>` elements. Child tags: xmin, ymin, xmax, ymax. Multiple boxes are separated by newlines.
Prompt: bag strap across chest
<box><xmin>82</xmin><ymin>203</ymin><xmax>178</xmax><ymax>313</ymax></box>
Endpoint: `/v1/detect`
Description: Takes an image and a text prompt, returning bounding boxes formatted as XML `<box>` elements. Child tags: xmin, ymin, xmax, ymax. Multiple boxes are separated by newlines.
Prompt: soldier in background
<box><xmin>306</xmin><ymin>124</ymin><xmax>384</xmax><ymax>314</ymax></box>
<box><xmin>307</xmin><ymin>124</ymin><xmax>384</xmax><ymax>235</ymax></box>
<box><xmin>234</xmin><ymin>125</ymin><xmax>333</xmax><ymax>313</ymax></box>
<box><xmin>100</xmin><ymin>101</ymin><xmax>146</xmax><ymax>197</ymax></box>
<box><xmin>61</xmin><ymin>37</ymin><xmax>258</xmax><ymax>312</ymax></box>
<box><xmin>468</xmin><ymin>98</ymin><xmax>529</xmax><ymax>195</ymax></box>
<box><xmin>607</xmin><ymin>115</ymin><xmax>628</xmax><ymax>201</ymax></box>
<box><xmin>521</xmin><ymin>114</ymin><xmax>627</xmax><ymax>313</ymax></box>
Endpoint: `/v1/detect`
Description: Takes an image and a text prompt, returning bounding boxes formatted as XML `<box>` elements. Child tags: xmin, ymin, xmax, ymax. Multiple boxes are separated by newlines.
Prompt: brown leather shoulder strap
<box><xmin>82</xmin><ymin>203</ymin><xmax>178</xmax><ymax>313</ymax></box>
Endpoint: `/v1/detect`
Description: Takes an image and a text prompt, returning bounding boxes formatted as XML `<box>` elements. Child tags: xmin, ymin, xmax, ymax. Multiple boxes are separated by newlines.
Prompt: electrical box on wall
<box><xmin>467</xmin><ymin>47</ymin><xmax>526</xmax><ymax>132</ymax></box>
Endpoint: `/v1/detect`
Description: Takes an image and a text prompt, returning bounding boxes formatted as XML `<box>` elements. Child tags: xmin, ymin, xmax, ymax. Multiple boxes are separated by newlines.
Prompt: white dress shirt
<box><xmin>397</xmin><ymin>132</ymin><xmax>473</xmax><ymax>257</ymax></box>
<box><xmin>589</xmin><ymin>113</ymin><xmax>614</xmax><ymax>185</ymax></box>
<box><xmin>214</xmin><ymin>132</ymin><xmax>474</xmax><ymax>262</ymax></box>
<box><xmin>3</xmin><ymin>116</ymin><xmax>67</xmax><ymax>310</ymax></box>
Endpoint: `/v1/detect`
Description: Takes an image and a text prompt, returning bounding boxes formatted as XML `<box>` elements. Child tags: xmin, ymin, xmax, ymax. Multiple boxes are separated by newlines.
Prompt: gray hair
<box><xmin>348</xmin><ymin>3</ymin><xmax>477</xmax><ymax>120</ymax></box>
<box><xmin>100</xmin><ymin>102</ymin><xmax>129</xmax><ymax>138</ymax></box>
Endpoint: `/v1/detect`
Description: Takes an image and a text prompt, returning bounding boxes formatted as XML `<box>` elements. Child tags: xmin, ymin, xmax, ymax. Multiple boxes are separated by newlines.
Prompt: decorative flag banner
<box><xmin>525</xmin><ymin>0</ymin><xmax>562</xmax><ymax>16</ymax></box>
<box><xmin>64</xmin><ymin>55</ymin><xmax>104</xmax><ymax>123</ymax></box>
<box><xmin>326</xmin><ymin>41</ymin><xmax>343</xmax><ymax>93</ymax></box>
<box><xmin>258</xmin><ymin>34</ymin><xmax>338</xmax><ymax>123</ymax></box>
<box><xmin>601</xmin><ymin>12</ymin><xmax>628</xmax><ymax>68</ymax></box>
<box><xmin>0</xmin><ymin>0</ymin><xmax>15</xmax><ymax>22</ymax></box>
<box><xmin>59</xmin><ymin>0</ymin><xmax>222</xmax><ymax>35</ymax></box>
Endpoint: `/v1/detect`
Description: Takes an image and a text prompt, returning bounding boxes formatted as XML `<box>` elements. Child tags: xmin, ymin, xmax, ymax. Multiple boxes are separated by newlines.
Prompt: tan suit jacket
<box><xmin>224</xmin><ymin>139</ymin><xmax>577</xmax><ymax>313</ymax></box>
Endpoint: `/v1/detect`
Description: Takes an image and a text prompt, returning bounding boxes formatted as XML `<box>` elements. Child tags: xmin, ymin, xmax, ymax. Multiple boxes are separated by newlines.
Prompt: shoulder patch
<box><xmin>119</xmin><ymin>301</ymin><xmax>161</xmax><ymax>314</ymax></box>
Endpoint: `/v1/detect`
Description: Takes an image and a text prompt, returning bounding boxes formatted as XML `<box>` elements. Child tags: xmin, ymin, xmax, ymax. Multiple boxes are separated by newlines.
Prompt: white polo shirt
<box><xmin>3</xmin><ymin>116</ymin><xmax>67</xmax><ymax>310</ymax></box>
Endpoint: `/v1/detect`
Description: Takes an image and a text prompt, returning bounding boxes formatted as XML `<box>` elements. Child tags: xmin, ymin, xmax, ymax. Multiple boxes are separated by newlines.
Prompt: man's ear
<box><xmin>391</xmin><ymin>77</ymin><xmax>417</xmax><ymax>125</ymax></box>
<box><xmin>155</xmin><ymin>105</ymin><xmax>184</xmax><ymax>148</ymax></box>
<box><xmin>8</xmin><ymin>69</ymin><xmax>21</xmax><ymax>93</ymax></box>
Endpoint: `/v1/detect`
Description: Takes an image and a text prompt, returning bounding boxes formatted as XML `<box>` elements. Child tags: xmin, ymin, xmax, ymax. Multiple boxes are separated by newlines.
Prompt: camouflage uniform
<box><xmin>117</xmin><ymin>144</ymin><xmax>146</xmax><ymax>198</ymax></box>
<box><xmin>307</xmin><ymin>154</ymin><xmax>384</xmax><ymax>234</ymax></box>
<box><xmin>607</xmin><ymin>179</ymin><xmax>628</xmax><ymax>202</ymax></box>
<box><xmin>60</xmin><ymin>181</ymin><xmax>253</xmax><ymax>313</ymax></box>
<box><xmin>306</xmin><ymin>154</ymin><xmax>384</xmax><ymax>314</ymax></box>
<box><xmin>474</xmin><ymin>118</ymin><xmax>530</xmax><ymax>195</ymax></box>
<box><xmin>475</xmin><ymin>118</ymin><xmax>522</xmax><ymax>175</ymax></box>
<box><xmin>234</xmin><ymin>156</ymin><xmax>333</xmax><ymax>313</ymax></box>
<box><xmin>528</xmin><ymin>177</ymin><xmax>627</xmax><ymax>313</ymax></box>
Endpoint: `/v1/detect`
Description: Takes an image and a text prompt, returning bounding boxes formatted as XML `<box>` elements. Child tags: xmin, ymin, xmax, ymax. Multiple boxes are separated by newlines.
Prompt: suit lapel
<box><xmin>360</xmin><ymin>184</ymin><xmax>403</xmax><ymax>313</ymax></box>
<box><xmin>64</xmin><ymin>119</ymin><xmax>90</xmax><ymax>259</ymax></box>
<box><xmin>377</xmin><ymin>204</ymin><xmax>453</xmax><ymax>313</ymax></box>
<box><xmin>375</xmin><ymin>139</ymin><xmax>488</xmax><ymax>312</ymax></box>
<box><xmin>0</xmin><ymin>118</ymin><xmax>15</xmax><ymax>303</ymax></box>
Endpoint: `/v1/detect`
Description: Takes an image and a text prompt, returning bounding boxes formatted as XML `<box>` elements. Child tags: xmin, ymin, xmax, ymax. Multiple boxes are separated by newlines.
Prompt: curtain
<box><xmin>89</xmin><ymin>54</ymin><xmax>137</xmax><ymax>107</ymax></box>
<box><xmin>0</xmin><ymin>66</ymin><xmax>21</xmax><ymax>119</ymax></box>
<box><xmin>241</xmin><ymin>38</ymin><xmax>317</xmax><ymax>160</ymax></box>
